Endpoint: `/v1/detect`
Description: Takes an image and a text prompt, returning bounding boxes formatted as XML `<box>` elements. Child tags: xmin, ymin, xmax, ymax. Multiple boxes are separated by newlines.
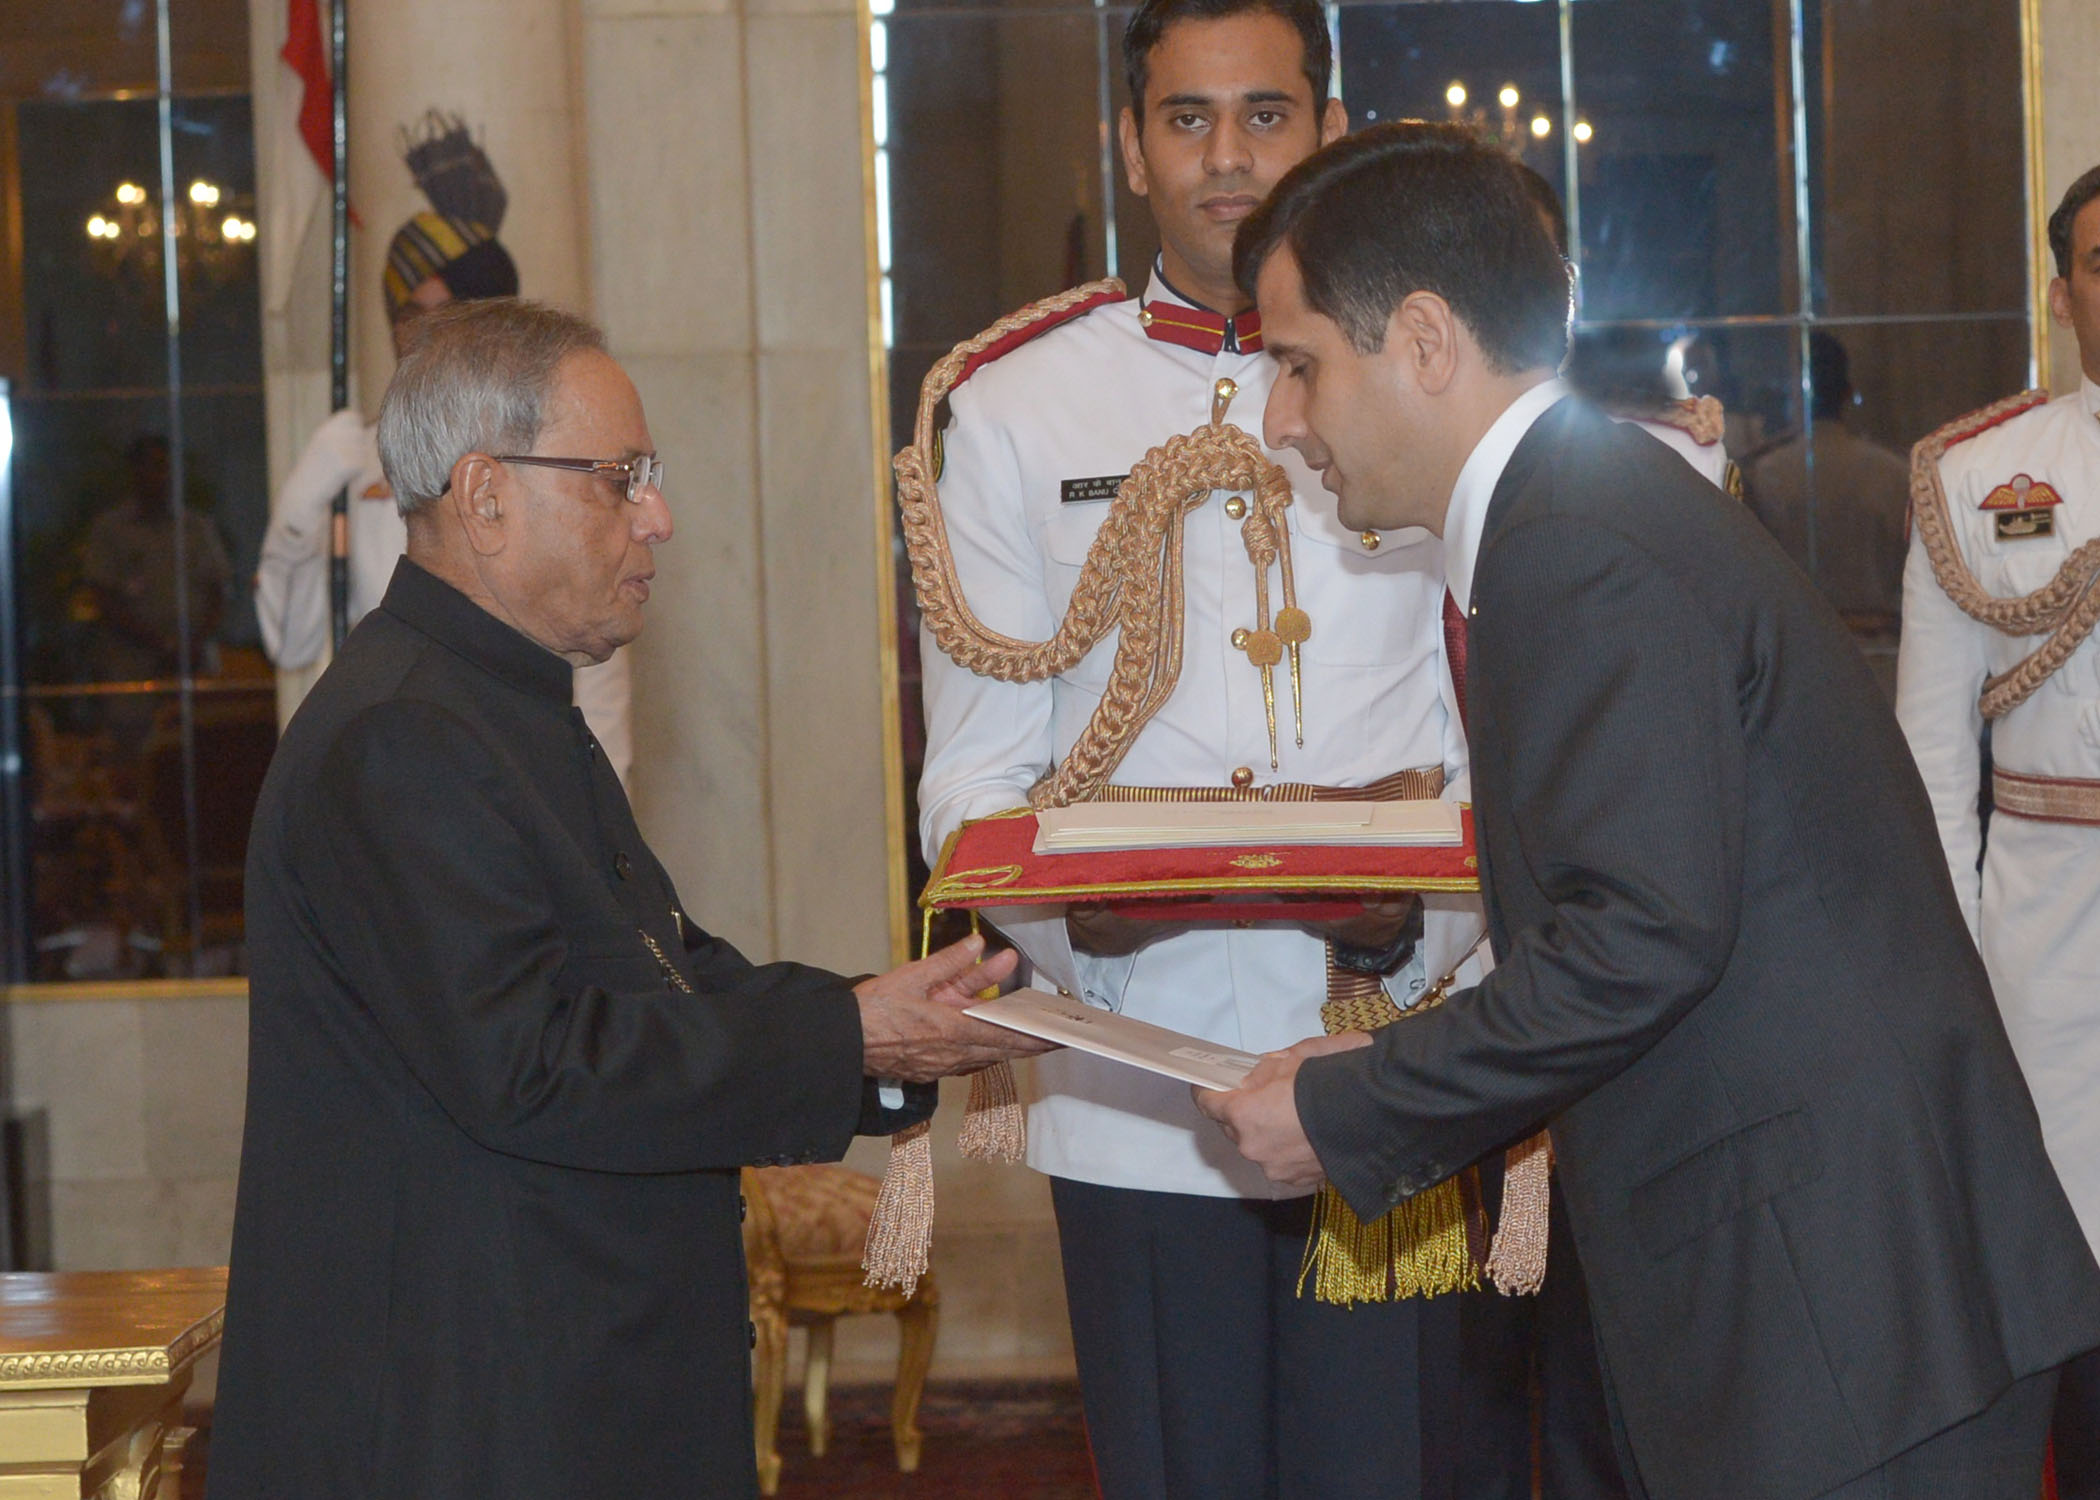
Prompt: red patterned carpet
<box><xmin>772</xmin><ymin>1380</ymin><xmax>1098</xmax><ymax>1500</ymax></box>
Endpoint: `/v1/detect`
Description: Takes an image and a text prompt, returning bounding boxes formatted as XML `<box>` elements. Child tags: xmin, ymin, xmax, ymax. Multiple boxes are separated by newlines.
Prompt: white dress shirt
<box><xmin>1441</xmin><ymin>378</ymin><xmax>1572</xmax><ymax>614</ymax></box>
<box><xmin>919</xmin><ymin>270</ymin><xmax>1474</xmax><ymax>1197</ymax></box>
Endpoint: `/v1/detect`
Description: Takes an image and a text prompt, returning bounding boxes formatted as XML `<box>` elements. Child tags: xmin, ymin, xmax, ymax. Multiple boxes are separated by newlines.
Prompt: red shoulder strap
<box><xmin>953</xmin><ymin>287</ymin><xmax>1127</xmax><ymax>390</ymax></box>
<box><xmin>1927</xmin><ymin>389</ymin><xmax>2050</xmax><ymax>457</ymax></box>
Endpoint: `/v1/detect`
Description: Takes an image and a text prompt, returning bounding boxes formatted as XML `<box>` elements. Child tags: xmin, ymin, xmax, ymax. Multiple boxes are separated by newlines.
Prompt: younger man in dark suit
<box><xmin>1197</xmin><ymin>121</ymin><xmax>2100</xmax><ymax>1500</ymax></box>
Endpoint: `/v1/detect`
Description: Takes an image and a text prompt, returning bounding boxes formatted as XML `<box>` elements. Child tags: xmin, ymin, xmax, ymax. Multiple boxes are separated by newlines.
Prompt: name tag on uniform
<box><xmin>1995</xmin><ymin>508</ymin><xmax>2056</xmax><ymax>541</ymax></box>
<box><xmin>1061</xmin><ymin>474</ymin><xmax>1128</xmax><ymax>505</ymax></box>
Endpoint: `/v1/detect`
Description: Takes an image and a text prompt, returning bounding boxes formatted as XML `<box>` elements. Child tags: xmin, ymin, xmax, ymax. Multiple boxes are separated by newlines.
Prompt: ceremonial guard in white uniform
<box><xmin>920</xmin><ymin>261</ymin><xmax>1471</xmax><ymax>1498</ymax></box>
<box><xmin>1896</xmin><ymin>165</ymin><xmax>2100</xmax><ymax>1499</ymax></box>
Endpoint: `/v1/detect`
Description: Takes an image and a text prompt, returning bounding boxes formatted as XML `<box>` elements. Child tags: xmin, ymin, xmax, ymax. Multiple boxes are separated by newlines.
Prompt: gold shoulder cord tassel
<box><xmin>1299</xmin><ymin>942</ymin><xmax>1554</xmax><ymax>1304</ymax></box>
<box><xmin>865</xmin><ymin>916</ymin><xmax>1025</xmax><ymax>1294</ymax></box>
<box><xmin>1299</xmin><ymin>958</ymin><xmax>1481</xmax><ymax>1304</ymax></box>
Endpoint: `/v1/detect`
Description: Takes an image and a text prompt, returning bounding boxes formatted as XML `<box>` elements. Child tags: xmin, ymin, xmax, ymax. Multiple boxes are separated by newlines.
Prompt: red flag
<box><xmin>281</xmin><ymin>0</ymin><xmax>333</xmax><ymax>181</ymax></box>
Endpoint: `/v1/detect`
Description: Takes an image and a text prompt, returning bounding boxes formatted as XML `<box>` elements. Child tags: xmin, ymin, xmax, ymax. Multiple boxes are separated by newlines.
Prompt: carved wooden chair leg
<box><xmin>803</xmin><ymin>1317</ymin><xmax>836</xmax><ymax>1457</ymax></box>
<box><xmin>751</xmin><ymin>1303</ymin><xmax>789</xmax><ymax>1496</ymax></box>
<box><xmin>891</xmin><ymin>1288</ymin><xmax>940</xmax><ymax>1473</ymax></box>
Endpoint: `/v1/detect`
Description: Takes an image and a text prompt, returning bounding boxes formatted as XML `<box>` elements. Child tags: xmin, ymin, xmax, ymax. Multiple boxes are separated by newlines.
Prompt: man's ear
<box><xmin>1391</xmin><ymin>292</ymin><xmax>1460</xmax><ymax>396</ymax></box>
<box><xmin>2050</xmin><ymin>275</ymin><xmax>2073</xmax><ymax>329</ymax></box>
<box><xmin>1118</xmin><ymin>106</ymin><xmax>1149</xmax><ymax>199</ymax></box>
<box><xmin>1318</xmin><ymin>96</ymin><xmax>1347</xmax><ymax>147</ymax></box>
<box><xmin>448</xmin><ymin>454</ymin><xmax>507</xmax><ymax>558</ymax></box>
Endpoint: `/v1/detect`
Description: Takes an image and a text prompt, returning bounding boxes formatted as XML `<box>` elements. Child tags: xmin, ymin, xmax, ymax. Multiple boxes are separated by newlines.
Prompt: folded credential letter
<box><xmin>965</xmin><ymin>989</ymin><xmax>1260</xmax><ymax>1091</ymax></box>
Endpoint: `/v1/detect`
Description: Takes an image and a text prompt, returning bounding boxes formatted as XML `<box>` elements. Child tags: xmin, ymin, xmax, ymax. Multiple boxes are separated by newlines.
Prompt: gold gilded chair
<box><xmin>742</xmin><ymin>1164</ymin><xmax>940</xmax><ymax>1496</ymax></box>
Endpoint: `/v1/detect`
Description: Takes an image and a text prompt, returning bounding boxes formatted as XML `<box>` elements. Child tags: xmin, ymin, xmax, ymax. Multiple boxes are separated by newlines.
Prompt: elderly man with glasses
<box><xmin>207</xmin><ymin>298</ymin><xmax>1049</xmax><ymax>1500</ymax></box>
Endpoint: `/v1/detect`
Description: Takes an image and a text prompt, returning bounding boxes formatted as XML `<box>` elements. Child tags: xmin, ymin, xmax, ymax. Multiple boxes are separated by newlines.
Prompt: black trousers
<box><xmin>1051</xmin><ymin>1177</ymin><xmax>1456</xmax><ymax>1500</ymax></box>
<box><xmin>2055</xmin><ymin>1343</ymin><xmax>2100</xmax><ymax>1499</ymax></box>
<box><xmin>1456</xmin><ymin>1168</ymin><xmax>1626</xmax><ymax>1500</ymax></box>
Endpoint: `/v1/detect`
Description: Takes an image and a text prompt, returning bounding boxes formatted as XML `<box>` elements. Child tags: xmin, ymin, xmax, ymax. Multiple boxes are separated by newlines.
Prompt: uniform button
<box><xmin>615</xmin><ymin>852</ymin><xmax>633</xmax><ymax>880</ymax></box>
<box><xmin>1224</xmin><ymin>495</ymin><xmax>1248</xmax><ymax>520</ymax></box>
<box><xmin>1359</xmin><ymin>530</ymin><xmax>1382</xmax><ymax>551</ymax></box>
<box><xmin>1230</xmin><ymin>627</ymin><xmax>1251</xmax><ymax>649</ymax></box>
<box><xmin>1139</xmin><ymin>307</ymin><xmax>1155</xmax><ymax>327</ymax></box>
<box><xmin>586</xmin><ymin>737</ymin><xmax>600</xmax><ymax>759</ymax></box>
<box><xmin>739</xmin><ymin>1194</ymin><xmax>748</xmax><ymax>1223</ymax></box>
<box><xmin>749</xmin><ymin>1321</ymin><xmax>758</xmax><ymax>1350</ymax></box>
<box><xmin>1230</xmin><ymin>766</ymin><xmax>1254</xmax><ymax>788</ymax></box>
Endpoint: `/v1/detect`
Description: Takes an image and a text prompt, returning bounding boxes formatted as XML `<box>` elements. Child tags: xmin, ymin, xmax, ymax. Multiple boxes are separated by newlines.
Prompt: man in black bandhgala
<box><xmin>207</xmin><ymin>299</ymin><xmax>1047</xmax><ymax>1500</ymax></box>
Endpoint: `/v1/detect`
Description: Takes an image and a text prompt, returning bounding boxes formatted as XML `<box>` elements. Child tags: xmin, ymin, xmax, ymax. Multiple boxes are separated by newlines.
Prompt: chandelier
<box><xmin>84</xmin><ymin>178</ymin><xmax>257</xmax><ymax>285</ymax></box>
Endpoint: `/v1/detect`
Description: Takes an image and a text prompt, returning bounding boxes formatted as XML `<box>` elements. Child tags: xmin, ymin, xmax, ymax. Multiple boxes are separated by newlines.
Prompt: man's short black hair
<box><xmin>1233</xmin><ymin>120</ymin><xmax>1572</xmax><ymax>373</ymax></box>
<box><xmin>1122</xmin><ymin>0</ymin><xmax>1332</xmax><ymax>122</ymax></box>
<box><xmin>2049</xmin><ymin>164</ymin><xmax>2100</xmax><ymax>280</ymax></box>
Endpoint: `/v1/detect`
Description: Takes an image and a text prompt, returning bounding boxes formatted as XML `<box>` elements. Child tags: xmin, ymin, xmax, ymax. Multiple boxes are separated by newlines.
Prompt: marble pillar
<box><xmin>2040</xmin><ymin>0</ymin><xmax>2100</xmax><ymax>394</ymax></box>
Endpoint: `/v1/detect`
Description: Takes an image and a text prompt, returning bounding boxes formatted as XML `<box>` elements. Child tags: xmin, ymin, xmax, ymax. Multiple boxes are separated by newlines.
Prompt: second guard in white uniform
<box><xmin>1895</xmin><ymin>162</ymin><xmax>2100</xmax><ymax>1500</ymax></box>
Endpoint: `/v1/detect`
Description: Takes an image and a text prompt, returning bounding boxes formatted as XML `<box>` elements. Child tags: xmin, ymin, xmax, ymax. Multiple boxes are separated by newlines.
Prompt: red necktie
<box><xmin>1443</xmin><ymin>590</ymin><xmax>1470</xmax><ymax>734</ymax></box>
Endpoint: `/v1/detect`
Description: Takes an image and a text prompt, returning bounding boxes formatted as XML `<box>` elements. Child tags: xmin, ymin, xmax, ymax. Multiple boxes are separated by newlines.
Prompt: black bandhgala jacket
<box><xmin>1300</xmin><ymin>398</ymin><xmax>2100</xmax><ymax>1500</ymax></box>
<box><xmin>209</xmin><ymin>560</ymin><xmax>924</xmax><ymax>1500</ymax></box>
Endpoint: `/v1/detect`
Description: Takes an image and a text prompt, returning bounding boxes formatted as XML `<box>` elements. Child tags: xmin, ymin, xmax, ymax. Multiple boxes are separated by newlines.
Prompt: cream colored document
<box><xmin>1031</xmin><ymin>797</ymin><xmax>1462</xmax><ymax>854</ymax></box>
<box><xmin>965</xmin><ymin>989</ymin><xmax>1260</xmax><ymax>1092</ymax></box>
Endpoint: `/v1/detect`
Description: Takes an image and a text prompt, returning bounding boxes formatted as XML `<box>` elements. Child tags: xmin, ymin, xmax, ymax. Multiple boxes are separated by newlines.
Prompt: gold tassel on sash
<box><xmin>1298</xmin><ymin>958</ymin><xmax>1481</xmax><ymax>1305</ymax></box>
<box><xmin>1296</xmin><ymin>940</ymin><xmax>1553</xmax><ymax>1305</ymax></box>
<box><xmin>865</xmin><ymin>915</ymin><xmax>1024</xmax><ymax>1295</ymax></box>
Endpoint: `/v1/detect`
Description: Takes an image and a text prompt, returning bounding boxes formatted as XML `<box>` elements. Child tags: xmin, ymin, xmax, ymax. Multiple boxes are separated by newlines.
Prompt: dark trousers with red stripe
<box><xmin>1050</xmin><ymin>1177</ymin><xmax>1458</xmax><ymax>1500</ymax></box>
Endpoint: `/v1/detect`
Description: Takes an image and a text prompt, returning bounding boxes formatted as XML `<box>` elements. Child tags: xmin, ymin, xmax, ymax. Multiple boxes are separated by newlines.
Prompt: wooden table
<box><xmin>0</xmin><ymin>1268</ymin><xmax>227</xmax><ymax>1499</ymax></box>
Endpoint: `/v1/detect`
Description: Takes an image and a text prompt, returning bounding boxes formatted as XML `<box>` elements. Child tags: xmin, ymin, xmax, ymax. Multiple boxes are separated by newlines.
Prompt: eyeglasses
<box><xmin>494</xmin><ymin>453</ymin><xmax>665</xmax><ymax>505</ymax></box>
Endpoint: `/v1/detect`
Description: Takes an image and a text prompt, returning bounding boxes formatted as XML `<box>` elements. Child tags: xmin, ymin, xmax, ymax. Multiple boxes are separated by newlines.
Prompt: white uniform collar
<box><xmin>1443</xmin><ymin>378</ymin><xmax>1570</xmax><ymax>612</ymax></box>
<box><xmin>2082</xmin><ymin>375</ymin><xmax>2099</xmax><ymax>422</ymax></box>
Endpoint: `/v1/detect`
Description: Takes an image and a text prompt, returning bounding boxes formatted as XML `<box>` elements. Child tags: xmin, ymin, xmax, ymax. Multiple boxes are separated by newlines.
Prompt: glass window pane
<box><xmin>171</xmin><ymin>0</ymin><xmax>253</xmax><ymax>92</ymax></box>
<box><xmin>886</xmin><ymin>11</ymin><xmax>1109</xmax><ymax>348</ymax></box>
<box><xmin>0</xmin><ymin>2</ymin><xmax>160</xmax><ymax>100</ymax></box>
<box><xmin>171</xmin><ymin>96</ymin><xmax>264</xmax><ymax>388</ymax></box>
<box><xmin>1804</xmin><ymin>0</ymin><xmax>2026</xmax><ymax>318</ymax></box>
<box><xmin>1569</xmin><ymin>0</ymin><xmax>1789</xmax><ymax>321</ymax></box>
<box><xmin>1336</xmin><ymin>0</ymin><xmax>1567</xmax><ymax>219</ymax></box>
<box><xmin>180</xmin><ymin>390</ymin><xmax>269</xmax><ymax>660</ymax></box>
<box><xmin>17</xmin><ymin>100</ymin><xmax>170</xmax><ymax>395</ymax></box>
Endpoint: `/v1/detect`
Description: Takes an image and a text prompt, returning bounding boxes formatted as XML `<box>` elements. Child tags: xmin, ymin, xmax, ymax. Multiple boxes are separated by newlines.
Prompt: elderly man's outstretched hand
<box><xmin>1193</xmin><ymin>1030</ymin><xmax>1373</xmax><ymax>1194</ymax></box>
<box><xmin>855</xmin><ymin>936</ymin><xmax>1055</xmax><ymax>1082</ymax></box>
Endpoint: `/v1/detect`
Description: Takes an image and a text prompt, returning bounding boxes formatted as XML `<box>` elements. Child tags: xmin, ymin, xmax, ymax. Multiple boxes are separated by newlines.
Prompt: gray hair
<box><xmin>376</xmin><ymin>298</ymin><xmax>607</xmax><ymax>516</ymax></box>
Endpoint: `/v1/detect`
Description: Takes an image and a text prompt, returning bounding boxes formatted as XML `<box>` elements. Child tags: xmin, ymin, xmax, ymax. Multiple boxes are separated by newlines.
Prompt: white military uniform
<box><xmin>1896</xmin><ymin>377</ymin><xmax>2100</xmax><ymax>1249</ymax></box>
<box><xmin>919</xmin><ymin>271</ymin><xmax>1473</xmax><ymax>1200</ymax></box>
<box><xmin>256</xmin><ymin>409</ymin><xmax>636</xmax><ymax>785</ymax></box>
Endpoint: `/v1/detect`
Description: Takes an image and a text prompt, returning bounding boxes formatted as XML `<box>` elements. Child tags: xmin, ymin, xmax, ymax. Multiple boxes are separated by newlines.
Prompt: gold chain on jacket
<box><xmin>894</xmin><ymin>278</ymin><xmax>1312</xmax><ymax>795</ymax></box>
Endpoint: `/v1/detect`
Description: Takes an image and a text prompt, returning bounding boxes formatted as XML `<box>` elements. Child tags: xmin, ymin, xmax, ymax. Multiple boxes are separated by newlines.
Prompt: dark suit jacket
<box><xmin>208</xmin><ymin>562</ymin><xmax>926</xmax><ymax>1500</ymax></box>
<box><xmin>1300</xmin><ymin>398</ymin><xmax>2100</xmax><ymax>1500</ymax></box>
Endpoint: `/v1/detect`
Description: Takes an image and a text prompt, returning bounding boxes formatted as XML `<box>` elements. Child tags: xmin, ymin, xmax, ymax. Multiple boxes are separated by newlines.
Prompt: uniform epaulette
<box><xmin>1921</xmin><ymin>389</ymin><xmax>2050</xmax><ymax>460</ymax></box>
<box><xmin>952</xmin><ymin>282</ymin><xmax>1126</xmax><ymax>391</ymax></box>
<box><xmin>1645</xmin><ymin>395</ymin><xmax>1727</xmax><ymax>446</ymax></box>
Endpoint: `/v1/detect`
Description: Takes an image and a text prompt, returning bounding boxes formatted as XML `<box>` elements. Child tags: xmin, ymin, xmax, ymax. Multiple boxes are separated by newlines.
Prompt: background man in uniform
<box><xmin>915</xmin><ymin>0</ymin><xmax>1471</xmax><ymax>1492</ymax></box>
<box><xmin>1205</xmin><ymin>121</ymin><xmax>2100</xmax><ymax>1500</ymax></box>
<box><xmin>1896</xmin><ymin>163</ymin><xmax>2100</xmax><ymax>1498</ymax></box>
<box><xmin>208</xmin><ymin>299</ymin><xmax>1049</xmax><ymax>1500</ymax></box>
<box><xmin>254</xmin><ymin>211</ymin><xmax>636</xmax><ymax>783</ymax></box>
